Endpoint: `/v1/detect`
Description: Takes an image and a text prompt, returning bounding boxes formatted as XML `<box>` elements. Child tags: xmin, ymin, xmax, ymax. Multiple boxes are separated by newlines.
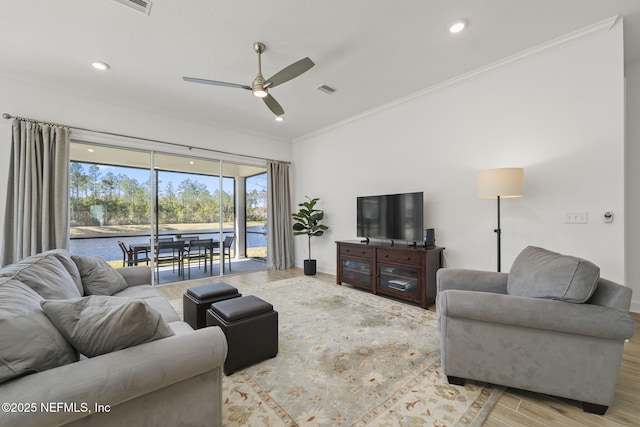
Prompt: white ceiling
<box><xmin>2</xmin><ymin>0</ymin><xmax>640</xmax><ymax>141</ymax></box>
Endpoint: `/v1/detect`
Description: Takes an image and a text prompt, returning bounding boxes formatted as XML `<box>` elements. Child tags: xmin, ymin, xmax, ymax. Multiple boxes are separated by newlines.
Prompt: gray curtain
<box><xmin>266</xmin><ymin>160</ymin><xmax>294</xmax><ymax>270</ymax></box>
<box><xmin>2</xmin><ymin>119</ymin><xmax>70</xmax><ymax>266</ymax></box>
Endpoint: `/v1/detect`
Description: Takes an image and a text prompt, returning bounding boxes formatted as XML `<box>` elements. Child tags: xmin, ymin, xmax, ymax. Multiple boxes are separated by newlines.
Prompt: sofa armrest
<box><xmin>116</xmin><ymin>265</ymin><xmax>152</xmax><ymax>287</ymax></box>
<box><xmin>438</xmin><ymin>289</ymin><xmax>635</xmax><ymax>340</ymax></box>
<box><xmin>436</xmin><ymin>268</ymin><xmax>508</xmax><ymax>294</ymax></box>
<box><xmin>588</xmin><ymin>278</ymin><xmax>633</xmax><ymax>311</ymax></box>
<box><xmin>0</xmin><ymin>326</ymin><xmax>227</xmax><ymax>427</ymax></box>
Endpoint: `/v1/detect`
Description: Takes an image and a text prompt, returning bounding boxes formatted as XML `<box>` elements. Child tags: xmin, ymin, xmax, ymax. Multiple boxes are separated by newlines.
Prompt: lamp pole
<box><xmin>494</xmin><ymin>195</ymin><xmax>501</xmax><ymax>272</ymax></box>
<box><xmin>476</xmin><ymin>167</ymin><xmax>523</xmax><ymax>274</ymax></box>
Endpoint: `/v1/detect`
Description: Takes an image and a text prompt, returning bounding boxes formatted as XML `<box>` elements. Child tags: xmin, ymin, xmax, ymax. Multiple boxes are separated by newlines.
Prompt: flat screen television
<box><xmin>357</xmin><ymin>192</ymin><xmax>424</xmax><ymax>242</ymax></box>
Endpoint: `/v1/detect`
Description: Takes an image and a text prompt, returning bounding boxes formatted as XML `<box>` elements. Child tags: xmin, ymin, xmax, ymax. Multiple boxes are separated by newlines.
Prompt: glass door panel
<box><xmin>245</xmin><ymin>171</ymin><xmax>267</xmax><ymax>262</ymax></box>
<box><xmin>219</xmin><ymin>162</ymin><xmax>267</xmax><ymax>275</ymax></box>
<box><xmin>153</xmin><ymin>153</ymin><xmax>222</xmax><ymax>283</ymax></box>
<box><xmin>68</xmin><ymin>142</ymin><xmax>152</xmax><ymax>271</ymax></box>
<box><xmin>378</xmin><ymin>263</ymin><xmax>420</xmax><ymax>300</ymax></box>
<box><xmin>342</xmin><ymin>259</ymin><xmax>373</xmax><ymax>289</ymax></box>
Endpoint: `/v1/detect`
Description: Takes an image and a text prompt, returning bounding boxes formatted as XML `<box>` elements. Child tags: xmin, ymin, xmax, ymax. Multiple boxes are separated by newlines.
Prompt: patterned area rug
<box><xmin>221</xmin><ymin>277</ymin><xmax>503</xmax><ymax>426</ymax></box>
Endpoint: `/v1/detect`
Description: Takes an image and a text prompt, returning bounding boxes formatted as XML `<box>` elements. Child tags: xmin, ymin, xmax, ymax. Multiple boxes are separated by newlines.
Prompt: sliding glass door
<box><xmin>69</xmin><ymin>143</ymin><xmax>152</xmax><ymax>268</ymax></box>
<box><xmin>153</xmin><ymin>153</ymin><xmax>232</xmax><ymax>282</ymax></box>
<box><xmin>68</xmin><ymin>141</ymin><xmax>267</xmax><ymax>285</ymax></box>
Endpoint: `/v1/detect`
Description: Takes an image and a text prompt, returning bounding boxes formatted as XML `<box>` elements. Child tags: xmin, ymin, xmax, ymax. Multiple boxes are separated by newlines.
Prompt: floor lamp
<box><xmin>476</xmin><ymin>168</ymin><xmax>524</xmax><ymax>272</ymax></box>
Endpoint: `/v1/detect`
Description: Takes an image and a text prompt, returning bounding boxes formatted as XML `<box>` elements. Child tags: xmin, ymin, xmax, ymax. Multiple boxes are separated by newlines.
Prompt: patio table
<box><xmin>129</xmin><ymin>240</ymin><xmax>224</xmax><ymax>273</ymax></box>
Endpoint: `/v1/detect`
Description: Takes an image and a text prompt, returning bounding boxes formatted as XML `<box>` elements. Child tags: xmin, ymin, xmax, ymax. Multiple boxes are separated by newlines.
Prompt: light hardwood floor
<box><xmin>156</xmin><ymin>268</ymin><xmax>640</xmax><ymax>427</ymax></box>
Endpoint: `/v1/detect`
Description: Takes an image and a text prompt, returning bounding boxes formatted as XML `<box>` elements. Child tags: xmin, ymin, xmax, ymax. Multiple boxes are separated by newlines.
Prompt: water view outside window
<box><xmin>70</xmin><ymin>162</ymin><xmax>152</xmax><ymax>232</ymax></box>
<box><xmin>68</xmin><ymin>161</ymin><xmax>240</xmax><ymax>265</ymax></box>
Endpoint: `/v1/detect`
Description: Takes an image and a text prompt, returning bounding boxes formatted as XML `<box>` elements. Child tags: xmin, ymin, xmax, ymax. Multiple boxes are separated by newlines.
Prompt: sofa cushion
<box><xmin>0</xmin><ymin>252</ymin><xmax>82</xmax><ymax>300</ymax></box>
<box><xmin>72</xmin><ymin>256</ymin><xmax>128</xmax><ymax>296</ymax></box>
<box><xmin>507</xmin><ymin>246</ymin><xmax>600</xmax><ymax>303</ymax></box>
<box><xmin>114</xmin><ymin>285</ymin><xmax>182</xmax><ymax>323</ymax></box>
<box><xmin>0</xmin><ymin>279</ymin><xmax>78</xmax><ymax>384</ymax></box>
<box><xmin>41</xmin><ymin>295</ymin><xmax>175</xmax><ymax>357</ymax></box>
<box><xmin>46</xmin><ymin>249</ymin><xmax>84</xmax><ymax>296</ymax></box>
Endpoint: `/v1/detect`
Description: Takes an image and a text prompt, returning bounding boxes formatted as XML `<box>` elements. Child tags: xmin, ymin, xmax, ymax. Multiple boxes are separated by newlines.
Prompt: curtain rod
<box><xmin>2</xmin><ymin>113</ymin><xmax>290</xmax><ymax>165</ymax></box>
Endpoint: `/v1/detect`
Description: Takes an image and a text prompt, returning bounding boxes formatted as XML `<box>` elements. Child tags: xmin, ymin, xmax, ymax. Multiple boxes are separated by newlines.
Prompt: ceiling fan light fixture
<box><xmin>253</xmin><ymin>87</ymin><xmax>268</xmax><ymax>98</ymax></box>
<box><xmin>252</xmin><ymin>74</ymin><xmax>268</xmax><ymax>98</ymax></box>
<box><xmin>275</xmin><ymin>116</ymin><xmax>284</xmax><ymax>122</ymax></box>
<box><xmin>448</xmin><ymin>19</ymin><xmax>467</xmax><ymax>34</ymax></box>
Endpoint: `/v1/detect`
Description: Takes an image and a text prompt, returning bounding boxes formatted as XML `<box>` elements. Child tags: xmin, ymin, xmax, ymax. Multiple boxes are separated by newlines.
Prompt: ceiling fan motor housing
<box><xmin>252</xmin><ymin>74</ymin><xmax>268</xmax><ymax>97</ymax></box>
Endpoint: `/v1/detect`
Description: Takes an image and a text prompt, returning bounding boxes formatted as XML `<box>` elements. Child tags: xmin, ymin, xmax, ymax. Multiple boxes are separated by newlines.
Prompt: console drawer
<box><xmin>377</xmin><ymin>249</ymin><xmax>422</xmax><ymax>266</ymax></box>
<box><xmin>339</xmin><ymin>244</ymin><xmax>374</xmax><ymax>259</ymax></box>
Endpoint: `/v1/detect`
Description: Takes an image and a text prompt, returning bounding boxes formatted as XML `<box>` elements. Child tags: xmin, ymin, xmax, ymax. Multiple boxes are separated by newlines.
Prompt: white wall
<box><xmin>292</xmin><ymin>21</ymin><xmax>626</xmax><ymax>290</ymax></box>
<box><xmin>625</xmin><ymin>60</ymin><xmax>640</xmax><ymax>312</ymax></box>
<box><xmin>0</xmin><ymin>72</ymin><xmax>292</xmax><ymax>246</ymax></box>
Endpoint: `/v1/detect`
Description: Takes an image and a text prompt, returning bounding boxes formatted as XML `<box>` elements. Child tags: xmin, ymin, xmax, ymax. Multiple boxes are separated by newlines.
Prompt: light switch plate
<box><xmin>564</xmin><ymin>212</ymin><xmax>588</xmax><ymax>224</ymax></box>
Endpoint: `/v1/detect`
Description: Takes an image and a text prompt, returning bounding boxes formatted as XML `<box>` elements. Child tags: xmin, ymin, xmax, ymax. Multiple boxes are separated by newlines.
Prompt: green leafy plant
<box><xmin>292</xmin><ymin>197</ymin><xmax>329</xmax><ymax>260</ymax></box>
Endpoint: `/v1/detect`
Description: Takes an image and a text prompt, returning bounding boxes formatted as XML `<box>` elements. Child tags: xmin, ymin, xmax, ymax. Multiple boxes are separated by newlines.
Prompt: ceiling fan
<box><xmin>183</xmin><ymin>42</ymin><xmax>315</xmax><ymax>118</ymax></box>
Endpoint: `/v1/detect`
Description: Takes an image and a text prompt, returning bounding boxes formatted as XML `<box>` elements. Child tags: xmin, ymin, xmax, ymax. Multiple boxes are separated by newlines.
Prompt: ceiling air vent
<box><xmin>114</xmin><ymin>0</ymin><xmax>152</xmax><ymax>15</ymax></box>
<box><xmin>317</xmin><ymin>84</ymin><xmax>337</xmax><ymax>94</ymax></box>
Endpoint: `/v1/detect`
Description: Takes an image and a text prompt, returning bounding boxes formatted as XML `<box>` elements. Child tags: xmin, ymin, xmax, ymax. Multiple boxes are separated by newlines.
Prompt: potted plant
<box><xmin>292</xmin><ymin>196</ymin><xmax>329</xmax><ymax>275</ymax></box>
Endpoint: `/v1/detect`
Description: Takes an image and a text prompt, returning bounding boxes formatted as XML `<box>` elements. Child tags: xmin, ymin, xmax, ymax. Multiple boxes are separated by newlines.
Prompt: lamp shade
<box><xmin>477</xmin><ymin>168</ymin><xmax>524</xmax><ymax>199</ymax></box>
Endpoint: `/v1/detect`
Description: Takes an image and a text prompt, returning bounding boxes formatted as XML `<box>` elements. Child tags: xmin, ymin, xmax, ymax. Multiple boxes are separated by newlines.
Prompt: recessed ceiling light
<box><xmin>87</xmin><ymin>148</ymin><xmax>95</xmax><ymax>153</ymax></box>
<box><xmin>275</xmin><ymin>116</ymin><xmax>284</xmax><ymax>122</ymax></box>
<box><xmin>91</xmin><ymin>61</ymin><xmax>110</xmax><ymax>71</ymax></box>
<box><xmin>448</xmin><ymin>19</ymin><xmax>467</xmax><ymax>34</ymax></box>
<box><xmin>189</xmin><ymin>161</ymin><xmax>195</xmax><ymax>165</ymax></box>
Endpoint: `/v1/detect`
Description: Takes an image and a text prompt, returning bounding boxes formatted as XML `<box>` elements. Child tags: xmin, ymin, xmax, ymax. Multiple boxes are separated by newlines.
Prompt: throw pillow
<box><xmin>47</xmin><ymin>249</ymin><xmax>85</xmax><ymax>296</ymax></box>
<box><xmin>507</xmin><ymin>246</ymin><xmax>600</xmax><ymax>303</ymax></box>
<box><xmin>0</xmin><ymin>279</ymin><xmax>78</xmax><ymax>384</ymax></box>
<box><xmin>0</xmin><ymin>253</ymin><xmax>82</xmax><ymax>299</ymax></box>
<box><xmin>72</xmin><ymin>255</ymin><xmax>128</xmax><ymax>295</ymax></box>
<box><xmin>41</xmin><ymin>295</ymin><xmax>175</xmax><ymax>357</ymax></box>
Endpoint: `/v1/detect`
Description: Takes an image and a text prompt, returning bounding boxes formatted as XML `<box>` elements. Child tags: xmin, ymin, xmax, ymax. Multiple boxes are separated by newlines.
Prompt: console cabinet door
<box><xmin>377</xmin><ymin>262</ymin><xmax>422</xmax><ymax>305</ymax></box>
<box><xmin>340</xmin><ymin>257</ymin><xmax>374</xmax><ymax>290</ymax></box>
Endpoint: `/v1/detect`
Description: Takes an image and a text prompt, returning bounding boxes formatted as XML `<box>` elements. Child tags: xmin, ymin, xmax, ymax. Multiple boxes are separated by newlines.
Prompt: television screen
<box><xmin>357</xmin><ymin>192</ymin><xmax>424</xmax><ymax>242</ymax></box>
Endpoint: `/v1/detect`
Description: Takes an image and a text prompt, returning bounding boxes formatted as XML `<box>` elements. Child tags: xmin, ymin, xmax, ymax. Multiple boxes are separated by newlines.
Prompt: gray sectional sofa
<box><xmin>0</xmin><ymin>249</ymin><xmax>227</xmax><ymax>427</ymax></box>
<box><xmin>437</xmin><ymin>246</ymin><xmax>635</xmax><ymax>415</ymax></box>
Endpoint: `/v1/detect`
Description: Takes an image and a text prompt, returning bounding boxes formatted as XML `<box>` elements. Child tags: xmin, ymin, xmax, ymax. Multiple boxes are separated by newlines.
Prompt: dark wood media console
<box><xmin>336</xmin><ymin>240</ymin><xmax>444</xmax><ymax>308</ymax></box>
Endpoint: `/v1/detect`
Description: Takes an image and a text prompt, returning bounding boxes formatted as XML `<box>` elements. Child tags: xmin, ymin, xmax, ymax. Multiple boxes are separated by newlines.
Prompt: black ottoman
<box><xmin>206</xmin><ymin>295</ymin><xmax>278</xmax><ymax>375</ymax></box>
<box><xmin>183</xmin><ymin>282</ymin><xmax>241</xmax><ymax>329</ymax></box>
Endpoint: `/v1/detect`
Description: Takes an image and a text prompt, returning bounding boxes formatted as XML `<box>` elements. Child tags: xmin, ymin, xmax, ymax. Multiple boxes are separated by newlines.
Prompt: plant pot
<box><xmin>304</xmin><ymin>259</ymin><xmax>317</xmax><ymax>276</ymax></box>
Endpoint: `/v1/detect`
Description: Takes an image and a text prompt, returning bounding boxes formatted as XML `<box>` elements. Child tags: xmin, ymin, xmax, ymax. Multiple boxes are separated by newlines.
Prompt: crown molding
<box><xmin>295</xmin><ymin>15</ymin><xmax>620</xmax><ymax>143</ymax></box>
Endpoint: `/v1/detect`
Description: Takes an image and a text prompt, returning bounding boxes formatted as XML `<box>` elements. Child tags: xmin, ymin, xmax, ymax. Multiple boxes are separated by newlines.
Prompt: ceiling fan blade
<box><xmin>182</xmin><ymin>76</ymin><xmax>251</xmax><ymax>90</ymax></box>
<box><xmin>265</xmin><ymin>57</ymin><xmax>315</xmax><ymax>89</ymax></box>
<box><xmin>262</xmin><ymin>94</ymin><xmax>285</xmax><ymax>116</ymax></box>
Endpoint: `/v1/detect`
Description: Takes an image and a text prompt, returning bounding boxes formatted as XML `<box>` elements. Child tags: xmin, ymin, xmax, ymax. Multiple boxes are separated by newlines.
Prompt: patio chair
<box><xmin>118</xmin><ymin>241</ymin><xmax>132</xmax><ymax>267</ymax></box>
<box><xmin>156</xmin><ymin>240</ymin><xmax>185</xmax><ymax>281</ymax></box>
<box><xmin>131</xmin><ymin>245</ymin><xmax>151</xmax><ymax>266</ymax></box>
<box><xmin>213</xmin><ymin>236</ymin><xmax>234</xmax><ymax>271</ymax></box>
<box><xmin>184</xmin><ymin>238</ymin><xmax>214</xmax><ymax>279</ymax></box>
<box><xmin>118</xmin><ymin>241</ymin><xmax>151</xmax><ymax>267</ymax></box>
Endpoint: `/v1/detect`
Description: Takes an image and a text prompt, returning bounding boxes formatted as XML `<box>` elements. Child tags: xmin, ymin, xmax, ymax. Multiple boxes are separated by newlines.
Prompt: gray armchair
<box><xmin>436</xmin><ymin>246</ymin><xmax>635</xmax><ymax>415</ymax></box>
